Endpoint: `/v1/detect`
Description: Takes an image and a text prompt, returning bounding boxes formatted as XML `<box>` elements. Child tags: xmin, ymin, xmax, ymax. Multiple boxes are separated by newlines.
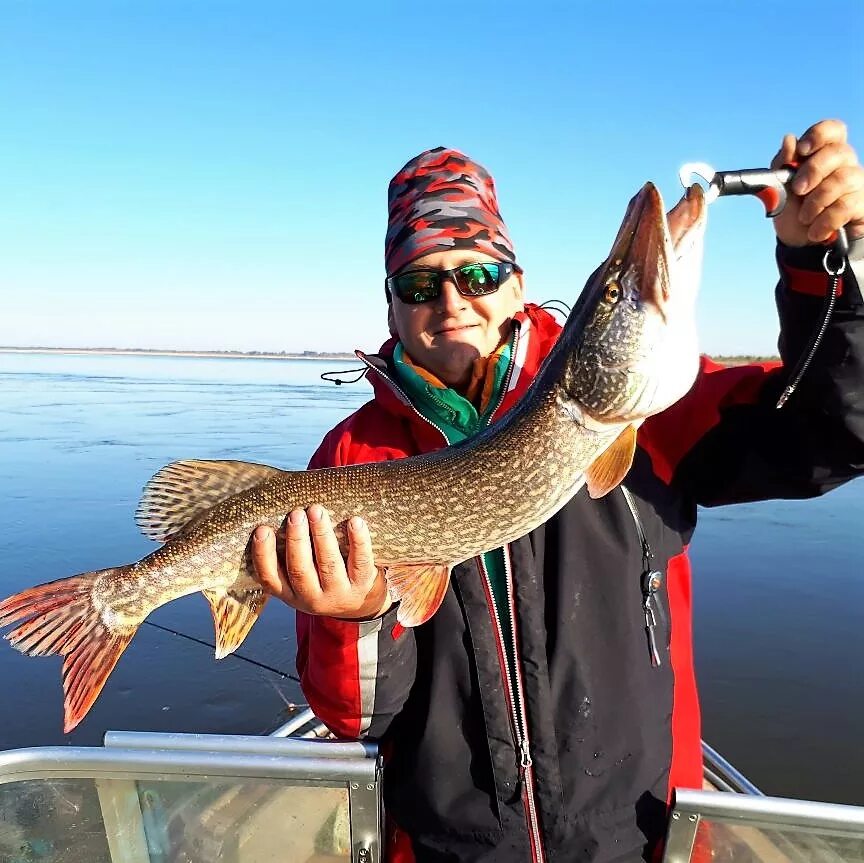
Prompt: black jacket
<box><xmin>298</xmin><ymin>242</ymin><xmax>864</xmax><ymax>862</ymax></box>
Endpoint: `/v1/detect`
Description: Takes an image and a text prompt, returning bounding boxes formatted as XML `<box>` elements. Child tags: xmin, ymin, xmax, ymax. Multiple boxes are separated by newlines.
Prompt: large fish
<box><xmin>0</xmin><ymin>182</ymin><xmax>707</xmax><ymax>732</ymax></box>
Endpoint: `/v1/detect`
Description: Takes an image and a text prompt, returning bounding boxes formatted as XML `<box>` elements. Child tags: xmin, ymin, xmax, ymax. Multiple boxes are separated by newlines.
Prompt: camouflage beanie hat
<box><xmin>384</xmin><ymin>147</ymin><xmax>517</xmax><ymax>277</ymax></box>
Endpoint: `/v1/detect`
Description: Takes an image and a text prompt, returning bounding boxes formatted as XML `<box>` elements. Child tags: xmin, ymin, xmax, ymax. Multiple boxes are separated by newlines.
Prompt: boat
<box><xmin>0</xmin><ymin>709</ymin><xmax>862</xmax><ymax>862</ymax></box>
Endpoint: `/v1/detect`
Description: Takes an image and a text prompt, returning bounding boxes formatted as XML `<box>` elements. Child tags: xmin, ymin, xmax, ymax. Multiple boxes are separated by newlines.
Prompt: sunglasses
<box><xmin>385</xmin><ymin>261</ymin><xmax>521</xmax><ymax>305</ymax></box>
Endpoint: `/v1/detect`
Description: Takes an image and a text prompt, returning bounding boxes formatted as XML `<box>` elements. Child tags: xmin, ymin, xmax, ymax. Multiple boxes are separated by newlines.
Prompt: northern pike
<box><xmin>0</xmin><ymin>182</ymin><xmax>707</xmax><ymax>732</ymax></box>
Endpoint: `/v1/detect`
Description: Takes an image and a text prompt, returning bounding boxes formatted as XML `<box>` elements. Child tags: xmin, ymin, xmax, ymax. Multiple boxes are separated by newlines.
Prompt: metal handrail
<box><xmin>106</xmin><ymin>729</ymin><xmax>376</xmax><ymax>760</ymax></box>
<box><xmin>0</xmin><ymin>745</ymin><xmax>376</xmax><ymax>786</ymax></box>
<box><xmin>270</xmin><ymin>706</ymin><xmax>325</xmax><ymax>737</ymax></box>
<box><xmin>701</xmin><ymin>740</ymin><xmax>763</xmax><ymax>795</ymax></box>
<box><xmin>674</xmin><ymin>788</ymin><xmax>864</xmax><ymax>834</ymax></box>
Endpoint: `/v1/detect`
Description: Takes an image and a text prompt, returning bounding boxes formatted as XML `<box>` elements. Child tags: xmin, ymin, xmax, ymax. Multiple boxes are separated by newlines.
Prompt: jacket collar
<box><xmin>356</xmin><ymin>303</ymin><xmax>563</xmax><ymax>427</ymax></box>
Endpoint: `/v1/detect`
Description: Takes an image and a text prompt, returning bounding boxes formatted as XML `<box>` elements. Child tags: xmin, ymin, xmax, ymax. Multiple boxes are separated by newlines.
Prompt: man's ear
<box><xmin>512</xmin><ymin>270</ymin><xmax>525</xmax><ymax>302</ymax></box>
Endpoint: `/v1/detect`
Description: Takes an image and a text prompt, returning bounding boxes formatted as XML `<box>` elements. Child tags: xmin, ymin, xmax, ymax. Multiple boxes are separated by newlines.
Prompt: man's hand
<box><xmin>251</xmin><ymin>505</ymin><xmax>393</xmax><ymax>620</ymax></box>
<box><xmin>771</xmin><ymin>119</ymin><xmax>864</xmax><ymax>246</ymax></box>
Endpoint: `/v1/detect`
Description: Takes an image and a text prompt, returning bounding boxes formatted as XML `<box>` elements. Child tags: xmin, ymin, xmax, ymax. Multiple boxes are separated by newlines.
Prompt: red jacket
<box><xmin>297</xmin><ymin>245</ymin><xmax>864</xmax><ymax>863</ymax></box>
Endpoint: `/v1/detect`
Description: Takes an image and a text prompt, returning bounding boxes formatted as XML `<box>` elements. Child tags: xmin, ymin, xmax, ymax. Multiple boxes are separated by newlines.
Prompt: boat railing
<box><xmin>701</xmin><ymin>739</ymin><xmax>764</xmax><ymax>795</ymax></box>
<box><xmin>3</xmin><ymin>709</ymin><xmax>864</xmax><ymax>862</ymax></box>
<box><xmin>269</xmin><ymin>705</ymin><xmax>331</xmax><ymax>739</ymax></box>
<box><xmin>665</xmin><ymin>753</ymin><xmax>864</xmax><ymax>862</ymax></box>
<box><xmin>0</xmin><ymin>726</ymin><xmax>382</xmax><ymax>863</ymax></box>
<box><xmin>663</xmin><ymin>788</ymin><xmax>864</xmax><ymax>862</ymax></box>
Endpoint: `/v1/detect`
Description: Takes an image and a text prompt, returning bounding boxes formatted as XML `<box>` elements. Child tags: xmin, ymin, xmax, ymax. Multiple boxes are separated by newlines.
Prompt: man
<box><xmin>253</xmin><ymin>120</ymin><xmax>864</xmax><ymax>862</ymax></box>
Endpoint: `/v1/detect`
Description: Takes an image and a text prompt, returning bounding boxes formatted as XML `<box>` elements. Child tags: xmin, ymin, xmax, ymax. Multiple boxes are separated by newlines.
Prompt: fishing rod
<box><xmin>142</xmin><ymin>619</ymin><xmax>297</xmax><ymax>680</ymax></box>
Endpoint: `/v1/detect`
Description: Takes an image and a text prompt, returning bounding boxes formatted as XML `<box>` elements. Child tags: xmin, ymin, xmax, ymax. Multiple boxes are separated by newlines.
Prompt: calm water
<box><xmin>0</xmin><ymin>352</ymin><xmax>862</xmax><ymax>806</ymax></box>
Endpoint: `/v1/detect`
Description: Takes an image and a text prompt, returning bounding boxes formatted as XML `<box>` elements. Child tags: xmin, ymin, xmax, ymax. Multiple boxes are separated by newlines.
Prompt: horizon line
<box><xmin>0</xmin><ymin>346</ymin><xmax>781</xmax><ymax>362</ymax></box>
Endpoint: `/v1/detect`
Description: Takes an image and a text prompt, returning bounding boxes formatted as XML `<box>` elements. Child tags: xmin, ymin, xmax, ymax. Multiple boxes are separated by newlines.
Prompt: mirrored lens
<box><xmin>456</xmin><ymin>263</ymin><xmax>501</xmax><ymax>296</ymax></box>
<box><xmin>393</xmin><ymin>272</ymin><xmax>441</xmax><ymax>305</ymax></box>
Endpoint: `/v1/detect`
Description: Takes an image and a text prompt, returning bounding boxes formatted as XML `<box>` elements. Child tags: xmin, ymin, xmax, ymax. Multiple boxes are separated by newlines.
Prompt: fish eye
<box><xmin>604</xmin><ymin>282</ymin><xmax>621</xmax><ymax>304</ymax></box>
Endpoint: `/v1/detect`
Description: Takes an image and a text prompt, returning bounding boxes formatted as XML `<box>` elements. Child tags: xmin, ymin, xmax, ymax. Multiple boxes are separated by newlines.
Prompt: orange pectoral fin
<box><xmin>203</xmin><ymin>588</ymin><xmax>268</xmax><ymax>659</ymax></box>
<box><xmin>0</xmin><ymin>569</ymin><xmax>139</xmax><ymax>733</ymax></box>
<box><xmin>383</xmin><ymin>563</ymin><xmax>452</xmax><ymax>628</ymax></box>
<box><xmin>585</xmin><ymin>424</ymin><xmax>638</xmax><ymax>499</ymax></box>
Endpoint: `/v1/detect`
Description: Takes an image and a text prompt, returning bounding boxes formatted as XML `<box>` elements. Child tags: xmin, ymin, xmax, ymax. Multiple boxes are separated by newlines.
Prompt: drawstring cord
<box><xmin>776</xmin><ymin>247</ymin><xmax>848</xmax><ymax>409</ymax></box>
<box><xmin>320</xmin><ymin>367</ymin><xmax>366</xmax><ymax>386</ymax></box>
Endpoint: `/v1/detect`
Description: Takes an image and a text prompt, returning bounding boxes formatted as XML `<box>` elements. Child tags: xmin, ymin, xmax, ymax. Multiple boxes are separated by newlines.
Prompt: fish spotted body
<box><xmin>0</xmin><ymin>182</ymin><xmax>707</xmax><ymax>732</ymax></box>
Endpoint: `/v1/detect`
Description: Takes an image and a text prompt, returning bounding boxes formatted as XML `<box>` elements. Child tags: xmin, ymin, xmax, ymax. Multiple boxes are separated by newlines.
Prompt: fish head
<box><xmin>563</xmin><ymin>181</ymin><xmax>707</xmax><ymax>425</ymax></box>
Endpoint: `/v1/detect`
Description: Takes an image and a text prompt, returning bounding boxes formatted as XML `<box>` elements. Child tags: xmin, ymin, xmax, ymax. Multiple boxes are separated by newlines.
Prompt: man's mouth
<box><xmin>435</xmin><ymin>323</ymin><xmax>478</xmax><ymax>336</ymax></box>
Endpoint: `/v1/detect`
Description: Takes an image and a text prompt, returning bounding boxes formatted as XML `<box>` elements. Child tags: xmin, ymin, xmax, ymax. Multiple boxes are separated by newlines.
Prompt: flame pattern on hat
<box><xmin>385</xmin><ymin>147</ymin><xmax>517</xmax><ymax>276</ymax></box>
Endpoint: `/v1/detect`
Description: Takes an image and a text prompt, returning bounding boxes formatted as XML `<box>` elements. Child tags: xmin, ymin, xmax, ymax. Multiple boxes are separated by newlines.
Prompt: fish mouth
<box><xmin>566</xmin><ymin>180</ymin><xmax>707</xmax><ymax>426</ymax></box>
<box><xmin>607</xmin><ymin>181</ymin><xmax>707</xmax><ymax>310</ymax></box>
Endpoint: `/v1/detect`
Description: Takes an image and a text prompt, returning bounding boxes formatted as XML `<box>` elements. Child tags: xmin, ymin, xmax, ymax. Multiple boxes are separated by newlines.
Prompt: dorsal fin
<box><xmin>585</xmin><ymin>424</ymin><xmax>637</xmax><ymax>499</ymax></box>
<box><xmin>136</xmin><ymin>459</ymin><xmax>282</xmax><ymax>542</ymax></box>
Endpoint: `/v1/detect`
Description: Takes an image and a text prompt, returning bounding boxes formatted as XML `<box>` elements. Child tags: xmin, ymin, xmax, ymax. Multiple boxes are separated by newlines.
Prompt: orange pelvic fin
<box><xmin>384</xmin><ymin>563</ymin><xmax>452</xmax><ymax>628</ymax></box>
<box><xmin>202</xmin><ymin>587</ymin><xmax>268</xmax><ymax>659</ymax></box>
<box><xmin>585</xmin><ymin>424</ymin><xmax>638</xmax><ymax>499</ymax></box>
<box><xmin>0</xmin><ymin>570</ymin><xmax>138</xmax><ymax>733</ymax></box>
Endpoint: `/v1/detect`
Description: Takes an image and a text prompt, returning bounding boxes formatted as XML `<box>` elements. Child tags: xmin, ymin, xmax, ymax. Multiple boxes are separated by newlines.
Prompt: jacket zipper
<box><xmin>485</xmin><ymin>322</ymin><xmax>521</xmax><ymax>421</ymax></box>
<box><xmin>363</xmin><ymin>332</ymin><xmax>545</xmax><ymax>861</ymax></box>
<box><xmin>621</xmin><ymin>485</ymin><xmax>667</xmax><ymax>667</ymax></box>
<box><xmin>478</xmin><ymin>553</ymin><xmax>545</xmax><ymax>863</ymax></box>
<box><xmin>356</xmin><ymin>355</ymin><xmax>450</xmax><ymax>443</ymax></box>
<box><xmin>502</xmin><ymin>548</ymin><xmax>545</xmax><ymax>863</ymax></box>
<box><xmin>480</xmin><ymin>324</ymin><xmax>544</xmax><ymax>862</ymax></box>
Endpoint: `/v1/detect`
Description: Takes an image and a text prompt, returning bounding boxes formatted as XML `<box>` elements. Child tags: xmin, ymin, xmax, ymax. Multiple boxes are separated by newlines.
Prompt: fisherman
<box><xmin>252</xmin><ymin>119</ymin><xmax>864</xmax><ymax>862</ymax></box>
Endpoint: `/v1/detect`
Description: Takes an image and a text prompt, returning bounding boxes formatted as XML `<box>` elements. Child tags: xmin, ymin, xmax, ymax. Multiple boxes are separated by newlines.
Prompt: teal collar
<box><xmin>392</xmin><ymin>336</ymin><xmax>514</xmax><ymax>444</ymax></box>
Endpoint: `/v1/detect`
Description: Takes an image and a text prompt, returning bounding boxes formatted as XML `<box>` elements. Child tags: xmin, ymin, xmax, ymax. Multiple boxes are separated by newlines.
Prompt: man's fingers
<box><xmin>771</xmin><ymin>133</ymin><xmax>797</xmax><ymax>170</ymax></box>
<box><xmin>258</xmin><ymin>508</ymin><xmax>387</xmax><ymax>617</ymax></box>
<box><xmin>792</xmin><ymin>143</ymin><xmax>857</xmax><ymax>196</ymax></box>
<box><xmin>252</xmin><ymin>525</ymin><xmax>291</xmax><ymax>601</ymax></box>
<box><xmin>799</xmin><ymin>165</ymin><xmax>864</xmax><ymax>225</ymax></box>
<box><xmin>346</xmin><ymin>516</ymin><xmax>392</xmax><ymax>617</ymax></box>
<box><xmin>808</xmin><ymin>191</ymin><xmax>864</xmax><ymax>243</ymax></box>
<box><xmin>798</xmin><ymin>119</ymin><xmax>847</xmax><ymax>157</ymax></box>
<box><xmin>346</xmin><ymin>516</ymin><xmax>376</xmax><ymax>586</ymax></box>
<box><xmin>284</xmin><ymin>508</ymin><xmax>324</xmax><ymax>604</ymax></box>
<box><xmin>307</xmin><ymin>504</ymin><xmax>349</xmax><ymax>591</ymax></box>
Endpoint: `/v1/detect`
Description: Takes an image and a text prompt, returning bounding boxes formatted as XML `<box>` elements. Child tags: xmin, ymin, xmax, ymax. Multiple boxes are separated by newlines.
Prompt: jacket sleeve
<box><xmin>643</xmin><ymin>239</ymin><xmax>864</xmax><ymax>506</ymax></box>
<box><xmin>293</xmin><ymin>420</ymin><xmax>417</xmax><ymax>739</ymax></box>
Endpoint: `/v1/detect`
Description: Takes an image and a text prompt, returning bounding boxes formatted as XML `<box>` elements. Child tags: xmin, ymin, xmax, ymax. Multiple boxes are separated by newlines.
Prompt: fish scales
<box><xmin>129</xmin><ymin>392</ymin><xmax>599</xmax><ymax>595</ymax></box>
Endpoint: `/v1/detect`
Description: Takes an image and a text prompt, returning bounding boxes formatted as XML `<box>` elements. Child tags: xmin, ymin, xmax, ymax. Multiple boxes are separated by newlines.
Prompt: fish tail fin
<box><xmin>0</xmin><ymin>569</ymin><xmax>139</xmax><ymax>732</ymax></box>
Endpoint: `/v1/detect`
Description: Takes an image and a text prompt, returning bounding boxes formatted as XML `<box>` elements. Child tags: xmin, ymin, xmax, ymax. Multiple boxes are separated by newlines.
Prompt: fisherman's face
<box><xmin>388</xmin><ymin>250</ymin><xmax>524</xmax><ymax>393</ymax></box>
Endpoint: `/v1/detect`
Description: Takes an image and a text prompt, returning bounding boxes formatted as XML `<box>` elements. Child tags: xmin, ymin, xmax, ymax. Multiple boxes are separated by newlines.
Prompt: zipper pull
<box><xmin>642</xmin><ymin>571</ymin><xmax>663</xmax><ymax>668</ymax></box>
<box><xmin>519</xmin><ymin>739</ymin><xmax>533</xmax><ymax>777</ymax></box>
<box><xmin>644</xmin><ymin>603</ymin><xmax>661</xmax><ymax>667</ymax></box>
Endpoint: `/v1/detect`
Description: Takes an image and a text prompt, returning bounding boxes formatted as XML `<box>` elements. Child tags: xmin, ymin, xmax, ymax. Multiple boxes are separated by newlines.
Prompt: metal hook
<box><xmin>678</xmin><ymin>162</ymin><xmax>721</xmax><ymax>203</ymax></box>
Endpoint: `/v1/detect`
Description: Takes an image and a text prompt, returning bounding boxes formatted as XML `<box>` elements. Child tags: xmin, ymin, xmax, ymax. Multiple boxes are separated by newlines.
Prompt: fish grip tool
<box><xmin>679</xmin><ymin>161</ymin><xmax>850</xmax><ymax>408</ymax></box>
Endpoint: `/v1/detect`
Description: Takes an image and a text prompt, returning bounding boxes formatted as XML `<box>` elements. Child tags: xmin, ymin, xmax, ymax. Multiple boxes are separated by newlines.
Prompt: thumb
<box><xmin>771</xmin><ymin>133</ymin><xmax>797</xmax><ymax>170</ymax></box>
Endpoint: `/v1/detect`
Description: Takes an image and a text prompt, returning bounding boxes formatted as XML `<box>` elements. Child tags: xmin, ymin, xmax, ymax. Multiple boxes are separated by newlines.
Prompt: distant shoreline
<box><xmin>0</xmin><ymin>347</ymin><xmax>779</xmax><ymax>364</ymax></box>
<box><xmin>0</xmin><ymin>347</ymin><xmax>357</xmax><ymax>361</ymax></box>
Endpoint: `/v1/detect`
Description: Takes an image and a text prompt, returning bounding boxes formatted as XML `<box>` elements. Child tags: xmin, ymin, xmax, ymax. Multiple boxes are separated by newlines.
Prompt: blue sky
<box><xmin>1</xmin><ymin>1</ymin><xmax>862</xmax><ymax>356</ymax></box>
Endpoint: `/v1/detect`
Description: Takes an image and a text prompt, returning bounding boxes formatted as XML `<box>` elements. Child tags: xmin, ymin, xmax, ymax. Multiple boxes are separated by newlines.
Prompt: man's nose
<box><xmin>435</xmin><ymin>277</ymin><xmax>468</xmax><ymax>313</ymax></box>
